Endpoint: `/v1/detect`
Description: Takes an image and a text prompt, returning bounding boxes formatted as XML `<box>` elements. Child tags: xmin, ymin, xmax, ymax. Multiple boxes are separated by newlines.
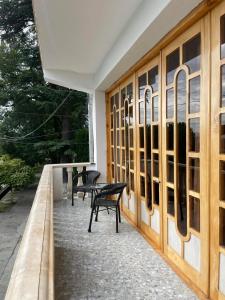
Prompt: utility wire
<box><xmin>2</xmin><ymin>91</ymin><xmax>72</xmax><ymax>141</ymax></box>
<box><xmin>0</xmin><ymin>129</ymin><xmax>80</xmax><ymax>141</ymax></box>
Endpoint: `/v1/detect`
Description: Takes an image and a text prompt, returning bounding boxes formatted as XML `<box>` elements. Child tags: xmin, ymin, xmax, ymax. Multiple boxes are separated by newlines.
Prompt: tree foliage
<box><xmin>0</xmin><ymin>0</ymin><xmax>89</xmax><ymax>165</ymax></box>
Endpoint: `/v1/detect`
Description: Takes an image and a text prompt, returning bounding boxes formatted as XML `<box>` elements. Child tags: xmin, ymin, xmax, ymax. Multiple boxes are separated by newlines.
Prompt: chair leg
<box><xmin>95</xmin><ymin>206</ymin><xmax>99</xmax><ymax>222</ymax></box>
<box><xmin>107</xmin><ymin>208</ymin><xmax>109</xmax><ymax>214</ymax></box>
<box><xmin>83</xmin><ymin>192</ymin><xmax>86</xmax><ymax>201</ymax></box>
<box><xmin>118</xmin><ymin>205</ymin><xmax>121</xmax><ymax>223</ymax></box>
<box><xmin>88</xmin><ymin>206</ymin><xmax>95</xmax><ymax>232</ymax></box>
<box><xmin>91</xmin><ymin>190</ymin><xmax>94</xmax><ymax>208</ymax></box>
<box><xmin>72</xmin><ymin>192</ymin><xmax>74</xmax><ymax>206</ymax></box>
<box><xmin>116</xmin><ymin>207</ymin><xmax>119</xmax><ymax>233</ymax></box>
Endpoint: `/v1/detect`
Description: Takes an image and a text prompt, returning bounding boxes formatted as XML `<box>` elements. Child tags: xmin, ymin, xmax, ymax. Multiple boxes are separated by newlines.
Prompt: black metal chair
<box><xmin>72</xmin><ymin>170</ymin><xmax>100</xmax><ymax>206</ymax></box>
<box><xmin>88</xmin><ymin>183</ymin><xmax>127</xmax><ymax>233</ymax></box>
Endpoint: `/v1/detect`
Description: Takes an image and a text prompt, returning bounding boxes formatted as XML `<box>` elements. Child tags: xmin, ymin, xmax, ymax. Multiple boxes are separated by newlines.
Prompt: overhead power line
<box><xmin>3</xmin><ymin>91</ymin><xmax>72</xmax><ymax>141</ymax></box>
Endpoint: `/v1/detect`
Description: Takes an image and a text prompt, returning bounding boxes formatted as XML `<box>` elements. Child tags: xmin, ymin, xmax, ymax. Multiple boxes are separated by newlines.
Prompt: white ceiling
<box><xmin>33</xmin><ymin>0</ymin><xmax>203</xmax><ymax>93</ymax></box>
<box><xmin>33</xmin><ymin>0</ymin><xmax>142</xmax><ymax>74</ymax></box>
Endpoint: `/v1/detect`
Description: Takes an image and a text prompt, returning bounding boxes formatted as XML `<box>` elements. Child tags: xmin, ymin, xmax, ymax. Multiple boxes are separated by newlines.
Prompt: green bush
<box><xmin>0</xmin><ymin>155</ymin><xmax>35</xmax><ymax>189</ymax></box>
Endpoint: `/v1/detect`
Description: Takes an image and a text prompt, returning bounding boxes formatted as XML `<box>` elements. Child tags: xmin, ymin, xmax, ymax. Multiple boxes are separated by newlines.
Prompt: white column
<box><xmin>53</xmin><ymin>167</ymin><xmax>63</xmax><ymax>201</ymax></box>
<box><xmin>92</xmin><ymin>90</ymin><xmax>107</xmax><ymax>181</ymax></box>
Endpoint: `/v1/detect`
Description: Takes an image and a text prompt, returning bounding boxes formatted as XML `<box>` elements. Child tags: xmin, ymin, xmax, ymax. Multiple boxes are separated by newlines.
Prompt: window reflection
<box><xmin>221</xmin><ymin>65</ymin><xmax>225</xmax><ymax>107</ymax></box>
<box><xmin>167</xmin><ymin>188</ymin><xmax>175</xmax><ymax>216</ymax></box>
<box><xmin>153</xmin><ymin>154</ymin><xmax>159</xmax><ymax>177</ymax></box>
<box><xmin>148</xmin><ymin>66</ymin><xmax>158</xmax><ymax>92</ymax></box>
<box><xmin>189</xmin><ymin>118</ymin><xmax>200</xmax><ymax>152</ymax></box>
<box><xmin>145</xmin><ymin>89</ymin><xmax>151</xmax><ymax>125</ymax></box>
<box><xmin>139</xmin><ymin>101</ymin><xmax>144</xmax><ymax>124</ymax></box>
<box><xmin>189</xmin><ymin>158</ymin><xmax>200</xmax><ymax>193</ymax></box>
<box><xmin>167</xmin><ymin>155</ymin><xmax>174</xmax><ymax>183</ymax></box>
<box><xmin>189</xmin><ymin>76</ymin><xmax>200</xmax><ymax>113</ymax></box>
<box><xmin>139</xmin><ymin>74</ymin><xmax>147</xmax><ymax>98</ymax></box>
<box><xmin>167</xmin><ymin>123</ymin><xmax>174</xmax><ymax>150</ymax></box>
<box><xmin>139</xmin><ymin>127</ymin><xmax>144</xmax><ymax>148</ymax></box>
<box><xmin>220</xmin><ymin>161</ymin><xmax>225</xmax><ymax>201</ymax></box>
<box><xmin>153</xmin><ymin>96</ymin><xmax>159</xmax><ymax>122</ymax></box>
<box><xmin>176</xmin><ymin>70</ymin><xmax>187</xmax><ymax>237</ymax></box>
<box><xmin>166</xmin><ymin>88</ymin><xmax>174</xmax><ymax>119</ymax></box>
<box><xmin>153</xmin><ymin>125</ymin><xmax>159</xmax><ymax>149</ymax></box>
<box><xmin>220</xmin><ymin>114</ymin><xmax>225</xmax><ymax>153</ymax></box>
<box><xmin>153</xmin><ymin>182</ymin><xmax>159</xmax><ymax>205</ymax></box>
<box><xmin>190</xmin><ymin>196</ymin><xmax>200</xmax><ymax>232</ymax></box>
<box><xmin>166</xmin><ymin>48</ymin><xmax>180</xmax><ymax>85</ymax></box>
<box><xmin>183</xmin><ymin>34</ymin><xmax>201</xmax><ymax>73</ymax></box>
<box><xmin>140</xmin><ymin>152</ymin><xmax>145</xmax><ymax>173</ymax></box>
<box><xmin>219</xmin><ymin>208</ymin><xmax>225</xmax><ymax>247</ymax></box>
<box><xmin>141</xmin><ymin>176</ymin><xmax>145</xmax><ymax>197</ymax></box>
<box><xmin>221</xmin><ymin>15</ymin><xmax>225</xmax><ymax>59</ymax></box>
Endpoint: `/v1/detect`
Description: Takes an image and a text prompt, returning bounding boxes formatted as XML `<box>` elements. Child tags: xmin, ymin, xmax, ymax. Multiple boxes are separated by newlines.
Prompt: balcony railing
<box><xmin>4</xmin><ymin>162</ymin><xmax>92</xmax><ymax>300</ymax></box>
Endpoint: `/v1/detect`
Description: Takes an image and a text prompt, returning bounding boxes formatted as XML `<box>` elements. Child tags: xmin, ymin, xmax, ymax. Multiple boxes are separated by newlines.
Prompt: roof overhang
<box><xmin>33</xmin><ymin>0</ymin><xmax>203</xmax><ymax>93</ymax></box>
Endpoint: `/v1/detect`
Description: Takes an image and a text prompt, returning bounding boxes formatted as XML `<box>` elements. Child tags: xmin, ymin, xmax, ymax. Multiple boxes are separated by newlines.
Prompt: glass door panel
<box><xmin>136</xmin><ymin>56</ymin><xmax>162</xmax><ymax>248</ymax></box>
<box><xmin>211</xmin><ymin>3</ymin><xmax>225</xmax><ymax>299</ymax></box>
<box><xmin>162</xmin><ymin>19</ymin><xmax>209</xmax><ymax>295</ymax></box>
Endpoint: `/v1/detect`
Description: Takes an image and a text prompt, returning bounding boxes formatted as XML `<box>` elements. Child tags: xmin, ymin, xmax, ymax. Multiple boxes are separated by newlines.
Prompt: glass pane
<box><xmin>166</xmin><ymin>88</ymin><xmax>174</xmax><ymax>119</ymax></box>
<box><xmin>111</xmin><ymin>114</ymin><xmax>113</xmax><ymax>129</ymax></box>
<box><xmin>220</xmin><ymin>208</ymin><xmax>225</xmax><ymax>247</ymax></box>
<box><xmin>117</xmin><ymin>167</ymin><xmax>120</xmax><ymax>181</ymax></box>
<box><xmin>130</xmin><ymin>151</ymin><xmax>134</xmax><ymax>170</ymax></box>
<box><xmin>117</xmin><ymin>148</ymin><xmax>120</xmax><ymax>164</ymax></box>
<box><xmin>146</xmin><ymin>125</ymin><xmax>151</xmax><ymax>160</ymax></box>
<box><xmin>121</xmin><ymin>110</ymin><xmax>124</xmax><ymax>127</ymax></box>
<box><xmin>130</xmin><ymin>129</ymin><xmax>133</xmax><ymax>148</ymax></box>
<box><xmin>145</xmin><ymin>89</ymin><xmax>151</xmax><ymax>125</ymax></box>
<box><xmin>189</xmin><ymin>158</ymin><xmax>200</xmax><ymax>193</ymax></box>
<box><xmin>167</xmin><ymin>155</ymin><xmax>174</xmax><ymax>183</ymax></box>
<box><xmin>190</xmin><ymin>196</ymin><xmax>200</xmax><ymax>232</ymax></box>
<box><xmin>122</xmin><ymin>150</ymin><xmax>125</xmax><ymax>166</ymax></box>
<box><xmin>176</xmin><ymin>70</ymin><xmax>187</xmax><ymax>237</ymax></box>
<box><xmin>221</xmin><ymin>65</ymin><xmax>225</xmax><ymax>107</ymax></box>
<box><xmin>117</xmin><ymin>130</ymin><xmax>120</xmax><ymax>146</ymax></box>
<box><xmin>189</xmin><ymin>76</ymin><xmax>200</xmax><ymax>113</ymax></box>
<box><xmin>153</xmin><ymin>125</ymin><xmax>159</xmax><ymax>149</ymax></box>
<box><xmin>115</xmin><ymin>93</ymin><xmax>119</xmax><ymax>109</ymax></box>
<box><xmin>131</xmin><ymin>173</ymin><xmax>134</xmax><ymax>191</ymax></box>
<box><xmin>121</xmin><ymin>88</ymin><xmax>126</xmax><ymax>107</ymax></box>
<box><xmin>167</xmin><ymin>123</ymin><xmax>174</xmax><ymax>150</ymax></box>
<box><xmin>167</xmin><ymin>188</ymin><xmax>175</xmax><ymax>216</ymax></box>
<box><xmin>147</xmin><ymin>154</ymin><xmax>152</xmax><ymax>210</ymax></box>
<box><xmin>139</xmin><ymin>101</ymin><xmax>145</xmax><ymax>124</ymax></box>
<box><xmin>221</xmin><ymin>15</ymin><xmax>225</xmax><ymax>59</ymax></box>
<box><xmin>116</xmin><ymin>112</ymin><xmax>120</xmax><ymax>128</ymax></box>
<box><xmin>166</xmin><ymin>48</ymin><xmax>180</xmax><ymax>85</ymax></box>
<box><xmin>139</xmin><ymin>127</ymin><xmax>144</xmax><ymax>148</ymax></box>
<box><xmin>111</xmin><ymin>148</ymin><xmax>114</xmax><ymax>162</ymax></box>
<box><xmin>127</xmin><ymin>83</ymin><xmax>133</xmax><ymax>102</ymax></box>
<box><xmin>220</xmin><ymin>114</ymin><xmax>225</xmax><ymax>153</ymax></box>
<box><xmin>111</xmin><ymin>131</ymin><xmax>113</xmax><ymax>145</ymax></box>
<box><xmin>189</xmin><ymin>118</ymin><xmax>200</xmax><ymax>152</ymax></box>
<box><xmin>140</xmin><ymin>152</ymin><xmax>145</xmax><ymax>173</ymax></box>
<box><xmin>220</xmin><ymin>161</ymin><xmax>225</xmax><ymax>201</ymax></box>
<box><xmin>153</xmin><ymin>182</ymin><xmax>159</xmax><ymax>205</ymax></box>
<box><xmin>139</xmin><ymin>73</ymin><xmax>147</xmax><ymax>98</ymax></box>
<box><xmin>141</xmin><ymin>176</ymin><xmax>145</xmax><ymax>197</ymax></box>
<box><xmin>110</xmin><ymin>96</ymin><xmax>114</xmax><ymax>112</ymax></box>
<box><xmin>121</xmin><ymin>129</ymin><xmax>124</xmax><ymax>147</ymax></box>
<box><xmin>153</xmin><ymin>154</ymin><xmax>159</xmax><ymax>177</ymax></box>
<box><xmin>183</xmin><ymin>34</ymin><xmax>201</xmax><ymax>73</ymax></box>
<box><xmin>129</xmin><ymin>106</ymin><xmax>133</xmax><ymax>125</ymax></box>
<box><xmin>112</xmin><ymin>164</ymin><xmax>115</xmax><ymax>179</ymax></box>
<box><xmin>148</xmin><ymin>66</ymin><xmax>158</xmax><ymax>93</ymax></box>
<box><xmin>153</xmin><ymin>96</ymin><xmax>159</xmax><ymax>122</ymax></box>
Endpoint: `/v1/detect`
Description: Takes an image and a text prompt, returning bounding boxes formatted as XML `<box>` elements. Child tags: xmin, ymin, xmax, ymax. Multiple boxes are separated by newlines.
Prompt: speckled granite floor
<box><xmin>54</xmin><ymin>196</ymin><xmax>198</xmax><ymax>300</ymax></box>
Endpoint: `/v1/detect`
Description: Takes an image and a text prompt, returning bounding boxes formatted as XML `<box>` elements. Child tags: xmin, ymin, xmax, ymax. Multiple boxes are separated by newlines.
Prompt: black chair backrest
<box><xmin>73</xmin><ymin>170</ymin><xmax>100</xmax><ymax>186</ymax></box>
<box><xmin>96</xmin><ymin>183</ymin><xmax>127</xmax><ymax>203</ymax></box>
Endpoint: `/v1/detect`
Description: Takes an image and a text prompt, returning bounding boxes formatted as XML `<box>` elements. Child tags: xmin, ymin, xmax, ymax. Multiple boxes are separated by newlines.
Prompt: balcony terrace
<box><xmin>4</xmin><ymin>163</ymin><xmax>198</xmax><ymax>300</ymax></box>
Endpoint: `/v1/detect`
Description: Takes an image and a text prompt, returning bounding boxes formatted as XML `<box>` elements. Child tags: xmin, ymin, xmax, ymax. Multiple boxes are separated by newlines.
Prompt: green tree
<box><xmin>0</xmin><ymin>0</ymin><xmax>89</xmax><ymax>165</ymax></box>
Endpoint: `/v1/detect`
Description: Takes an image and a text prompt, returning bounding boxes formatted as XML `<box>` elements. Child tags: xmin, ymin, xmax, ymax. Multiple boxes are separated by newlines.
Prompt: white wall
<box><xmin>92</xmin><ymin>90</ymin><xmax>107</xmax><ymax>181</ymax></box>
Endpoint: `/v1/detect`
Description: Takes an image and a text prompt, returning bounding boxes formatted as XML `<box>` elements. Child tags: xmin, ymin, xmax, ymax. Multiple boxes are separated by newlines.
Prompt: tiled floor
<box><xmin>54</xmin><ymin>196</ymin><xmax>198</xmax><ymax>300</ymax></box>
